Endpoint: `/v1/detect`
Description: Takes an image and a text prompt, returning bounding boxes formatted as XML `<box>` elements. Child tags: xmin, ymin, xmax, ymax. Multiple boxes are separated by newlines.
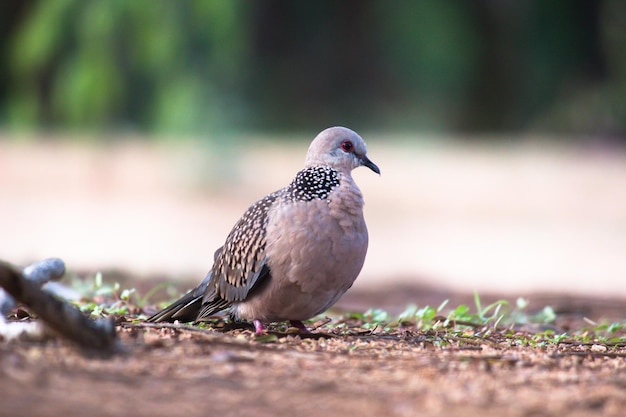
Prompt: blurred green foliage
<box><xmin>2</xmin><ymin>0</ymin><xmax>249</xmax><ymax>134</ymax></box>
<box><xmin>0</xmin><ymin>0</ymin><xmax>624</xmax><ymax>138</ymax></box>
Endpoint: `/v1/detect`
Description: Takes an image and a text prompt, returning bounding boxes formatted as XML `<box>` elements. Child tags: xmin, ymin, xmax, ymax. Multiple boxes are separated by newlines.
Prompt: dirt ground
<box><xmin>1</xmin><ymin>284</ymin><xmax>625</xmax><ymax>417</ymax></box>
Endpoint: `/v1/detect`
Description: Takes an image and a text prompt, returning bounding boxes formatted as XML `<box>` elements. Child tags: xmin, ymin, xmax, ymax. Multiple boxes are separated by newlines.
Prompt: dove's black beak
<box><xmin>360</xmin><ymin>155</ymin><xmax>381</xmax><ymax>175</ymax></box>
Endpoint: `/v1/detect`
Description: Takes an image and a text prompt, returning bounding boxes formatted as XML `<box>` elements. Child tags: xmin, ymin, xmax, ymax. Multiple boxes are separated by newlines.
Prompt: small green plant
<box><xmin>396</xmin><ymin>300</ymin><xmax>449</xmax><ymax>330</ymax></box>
<box><xmin>66</xmin><ymin>271</ymin><xmax>188</xmax><ymax>319</ymax></box>
<box><xmin>68</xmin><ymin>272</ymin><xmax>141</xmax><ymax>318</ymax></box>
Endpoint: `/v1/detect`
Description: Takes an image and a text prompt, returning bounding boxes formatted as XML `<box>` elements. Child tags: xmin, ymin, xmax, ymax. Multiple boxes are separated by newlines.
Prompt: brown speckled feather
<box><xmin>213</xmin><ymin>194</ymin><xmax>276</xmax><ymax>298</ymax></box>
<box><xmin>195</xmin><ymin>194</ymin><xmax>278</xmax><ymax>318</ymax></box>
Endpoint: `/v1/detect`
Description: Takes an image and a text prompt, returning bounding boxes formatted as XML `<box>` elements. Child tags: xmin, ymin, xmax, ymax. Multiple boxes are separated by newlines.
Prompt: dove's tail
<box><xmin>146</xmin><ymin>274</ymin><xmax>211</xmax><ymax>323</ymax></box>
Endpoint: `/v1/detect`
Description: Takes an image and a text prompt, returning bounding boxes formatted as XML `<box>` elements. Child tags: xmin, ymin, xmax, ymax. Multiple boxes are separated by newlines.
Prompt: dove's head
<box><xmin>305</xmin><ymin>126</ymin><xmax>380</xmax><ymax>175</ymax></box>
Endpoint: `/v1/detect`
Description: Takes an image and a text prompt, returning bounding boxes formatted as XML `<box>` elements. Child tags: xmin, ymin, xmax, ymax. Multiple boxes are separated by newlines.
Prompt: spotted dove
<box><xmin>147</xmin><ymin>126</ymin><xmax>380</xmax><ymax>333</ymax></box>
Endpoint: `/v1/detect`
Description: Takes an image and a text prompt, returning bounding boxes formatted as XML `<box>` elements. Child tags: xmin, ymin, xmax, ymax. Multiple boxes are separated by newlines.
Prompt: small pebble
<box><xmin>590</xmin><ymin>344</ymin><xmax>607</xmax><ymax>353</ymax></box>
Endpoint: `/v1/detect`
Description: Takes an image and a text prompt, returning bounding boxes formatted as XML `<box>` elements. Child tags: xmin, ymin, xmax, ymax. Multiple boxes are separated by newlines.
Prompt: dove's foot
<box><xmin>289</xmin><ymin>320</ymin><xmax>310</xmax><ymax>333</ymax></box>
<box><xmin>253</xmin><ymin>319</ymin><xmax>265</xmax><ymax>334</ymax></box>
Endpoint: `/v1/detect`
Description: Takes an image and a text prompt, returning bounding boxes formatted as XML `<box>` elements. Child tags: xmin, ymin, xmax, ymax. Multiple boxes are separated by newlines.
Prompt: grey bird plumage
<box><xmin>147</xmin><ymin>126</ymin><xmax>379</xmax><ymax>332</ymax></box>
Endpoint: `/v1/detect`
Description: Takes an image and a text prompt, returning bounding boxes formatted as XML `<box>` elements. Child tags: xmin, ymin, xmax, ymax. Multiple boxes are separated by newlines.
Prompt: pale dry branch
<box><xmin>0</xmin><ymin>261</ymin><xmax>122</xmax><ymax>355</ymax></box>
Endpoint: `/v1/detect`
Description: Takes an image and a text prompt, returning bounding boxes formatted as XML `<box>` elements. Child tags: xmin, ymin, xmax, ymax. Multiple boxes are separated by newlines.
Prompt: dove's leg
<box><xmin>253</xmin><ymin>319</ymin><xmax>265</xmax><ymax>334</ymax></box>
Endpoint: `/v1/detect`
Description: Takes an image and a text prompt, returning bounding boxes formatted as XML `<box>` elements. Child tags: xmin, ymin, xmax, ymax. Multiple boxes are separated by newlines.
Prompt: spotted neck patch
<box><xmin>287</xmin><ymin>166</ymin><xmax>340</xmax><ymax>201</ymax></box>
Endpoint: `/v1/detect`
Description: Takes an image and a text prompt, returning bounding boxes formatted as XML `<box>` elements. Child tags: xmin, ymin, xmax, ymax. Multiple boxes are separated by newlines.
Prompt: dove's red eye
<box><xmin>340</xmin><ymin>140</ymin><xmax>354</xmax><ymax>153</ymax></box>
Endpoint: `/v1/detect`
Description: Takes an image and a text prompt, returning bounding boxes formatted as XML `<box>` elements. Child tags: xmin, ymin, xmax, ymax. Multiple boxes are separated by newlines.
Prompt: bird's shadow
<box><xmin>216</xmin><ymin>320</ymin><xmax>336</xmax><ymax>339</ymax></box>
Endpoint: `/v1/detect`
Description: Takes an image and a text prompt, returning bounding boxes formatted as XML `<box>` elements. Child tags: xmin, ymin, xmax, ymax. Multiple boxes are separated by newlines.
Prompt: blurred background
<box><xmin>0</xmin><ymin>0</ymin><xmax>625</xmax><ymax>297</ymax></box>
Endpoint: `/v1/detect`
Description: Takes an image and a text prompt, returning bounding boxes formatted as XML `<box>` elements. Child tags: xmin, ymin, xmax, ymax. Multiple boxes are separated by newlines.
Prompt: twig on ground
<box><xmin>126</xmin><ymin>320</ymin><xmax>336</xmax><ymax>340</ymax></box>
<box><xmin>0</xmin><ymin>261</ymin><xmax>122</xmax><ymax>356</ymax></box>
<box><xmin>0</xmin><ymin>258</ymin><xmax>66</xmax><ymax>315</ymax></box>
<box><xmin>549</xmin><ymin>351</ymin><xmax>626</xmax><ymax>359</ymax></box>
<box><xmin>124</xmin><ymin>321</ymin><xmax>225</xmax><ymax>336</ymax></box>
